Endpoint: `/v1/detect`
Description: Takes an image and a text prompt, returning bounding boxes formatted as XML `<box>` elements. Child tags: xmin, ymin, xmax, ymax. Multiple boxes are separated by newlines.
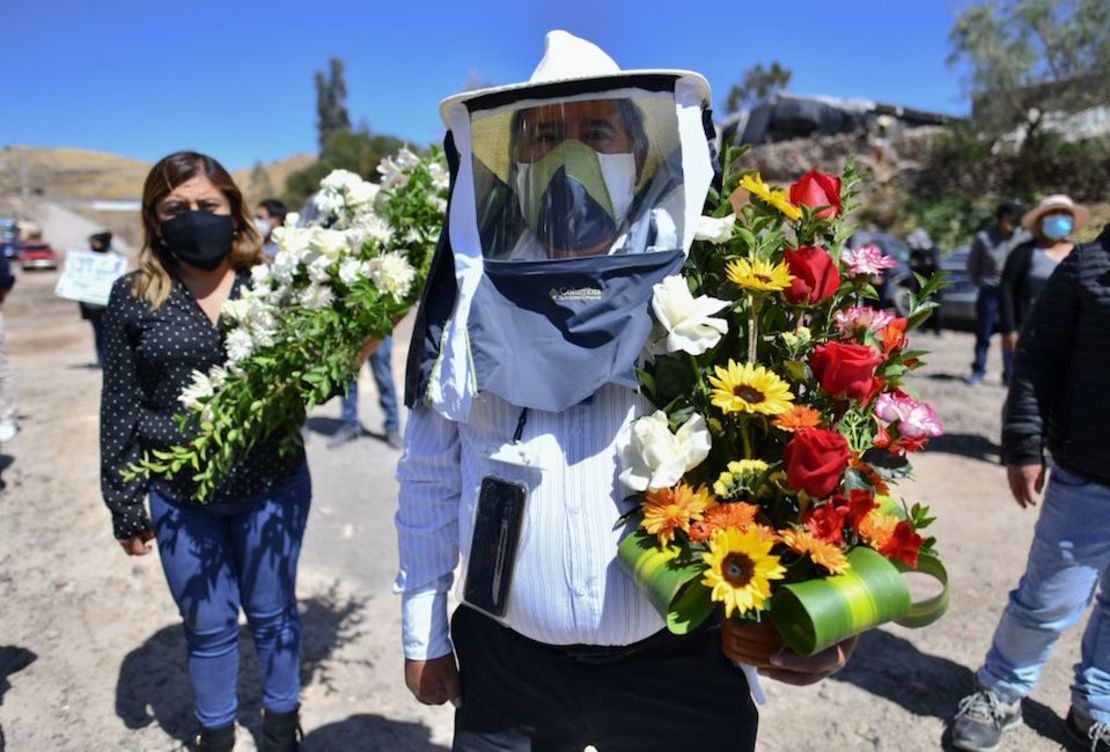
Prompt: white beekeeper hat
<box><xmin>438</xmin><ymin>30</ymin><xmax>710</xmax><ymax>122</ymax></box>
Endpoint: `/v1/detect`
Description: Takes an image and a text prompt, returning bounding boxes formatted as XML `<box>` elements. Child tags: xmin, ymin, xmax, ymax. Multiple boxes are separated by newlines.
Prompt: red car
<box><xmin>18</xmin><ymin>241</ymin><xmax>58</xmax><ymax>271</ymax></box>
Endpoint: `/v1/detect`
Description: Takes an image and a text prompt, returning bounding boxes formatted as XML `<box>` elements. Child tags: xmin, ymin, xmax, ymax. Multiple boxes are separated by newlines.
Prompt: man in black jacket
<box><xmin>952</xmin><ymin>225</ymin><xmax>1110</xmax><ymax>752</ymax></box>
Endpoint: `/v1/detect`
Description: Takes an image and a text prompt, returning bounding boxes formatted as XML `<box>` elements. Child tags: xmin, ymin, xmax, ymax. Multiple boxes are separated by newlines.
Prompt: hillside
<box><xmin>0</xmin><ymin>146</ymin><xmax>315</xmax><ymax>246</ymax></box>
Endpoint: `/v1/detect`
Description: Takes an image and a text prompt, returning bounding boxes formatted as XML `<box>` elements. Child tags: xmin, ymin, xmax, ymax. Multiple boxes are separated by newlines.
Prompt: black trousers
<box><xmin>451</xmin><ymin>606</ymin><xmax>758</xmax><ymax>752</ymax></box>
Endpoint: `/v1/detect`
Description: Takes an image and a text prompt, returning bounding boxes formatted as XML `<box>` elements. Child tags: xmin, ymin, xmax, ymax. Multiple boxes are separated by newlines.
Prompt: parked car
<box><xmin>845</xmin><ymin>230</ymin><xmax>913</xmax><ymax>315</ymax></box>
<box><xmin>18</xmin><ymin>241</ymin><xmax>58</xmax><ymax>271</ymax></box>
<box><xmin>938</xmin><ymin>245</ymin><xmax>978</xmax><ymax>331</ymax></box>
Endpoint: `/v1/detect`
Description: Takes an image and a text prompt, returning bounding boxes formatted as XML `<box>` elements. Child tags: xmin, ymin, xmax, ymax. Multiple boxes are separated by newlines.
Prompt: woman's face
<box><xmin>155</xmin><ymin>175</ymin><xmax>231</xmax><ymax>224</ymax></box>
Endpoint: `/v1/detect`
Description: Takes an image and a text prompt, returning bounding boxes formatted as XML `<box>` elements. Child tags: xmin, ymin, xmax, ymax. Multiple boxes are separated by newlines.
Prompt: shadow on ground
<box><xmin>114</xmin><ymin>582</ymin><xmax>382</xmax><ymax>747</ymax></box>
<box><xmin>926</xmin><ymin>432</ymin><xmax>1002</xmax><ymax>463</ymax></box>
<box><xmin>305</xmin><ymin>416</ymin><xmax>346</xmax><ymax>438</ymax></box>
<box><xmin>0</xmin><ymin>646</ymin><xmax>37</xmax><ymax>752</ymax></box>
<box><xmin>833</xmin><ymin>629</ymin><xmax>1071</xmax><ymax>749</ymax></box>
<box><xmin>0</xmin><ymin>454</ymin><xmax>12</xmax><ymax>473</ymax></box>
<box><xmin>302</xmin><ymin>714</ymin><xmax>448</xmax><ymax>751</ymax></box>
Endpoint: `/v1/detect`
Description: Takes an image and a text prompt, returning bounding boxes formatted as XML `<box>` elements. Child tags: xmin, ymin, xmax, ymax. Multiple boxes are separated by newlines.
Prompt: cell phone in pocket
<box><xmin>463</xmin><ymin>476</ymin><xmax>528</xmax><ymax>617</ymax></box>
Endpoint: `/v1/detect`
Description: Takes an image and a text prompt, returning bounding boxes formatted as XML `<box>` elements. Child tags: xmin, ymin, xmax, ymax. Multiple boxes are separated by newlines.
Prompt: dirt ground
<box><xmin>0</xmin><ymin>264</ymin><xmax>1089</xmax><ymax>752</ymax></box>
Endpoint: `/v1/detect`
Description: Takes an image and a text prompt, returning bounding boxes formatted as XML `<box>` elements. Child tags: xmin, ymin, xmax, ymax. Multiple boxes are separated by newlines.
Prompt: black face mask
<box><xmin>160</xmin><ymin>211</ymin><xmax>235</xmax><ymax>270</ymax></box>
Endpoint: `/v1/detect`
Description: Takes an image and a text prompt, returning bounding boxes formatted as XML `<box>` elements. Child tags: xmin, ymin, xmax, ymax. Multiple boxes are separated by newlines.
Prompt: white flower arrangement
<box><xmin>127</xmin><ymin>148</ymin><xmax>449</xmax><ymax>498</ymax></box>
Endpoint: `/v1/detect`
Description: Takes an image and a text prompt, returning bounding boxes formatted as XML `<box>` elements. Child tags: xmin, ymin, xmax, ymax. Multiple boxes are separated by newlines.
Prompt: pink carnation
<box><xmin>834</xmin><ymin>306</ymin><xmax>895</xmax><ymax>339</ymax></box>
<box><xmin>842</xmin><ymin>244</ymin><xmax>897</xmax><ymax>276</ymax></box>
<box><xmin>900</xmin><ymin>403</ymin><xmax>944</xmax><ymax>438</ymax></box>
<box><xmin>874</xmin><ymin>391</ymin><xmax>944</xmax><ymax>438</ymax></box>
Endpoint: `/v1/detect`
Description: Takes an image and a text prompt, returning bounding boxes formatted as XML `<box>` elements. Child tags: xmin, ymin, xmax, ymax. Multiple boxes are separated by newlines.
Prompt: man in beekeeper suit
<box><xmin>394</xmin><ymin>32</ymin><xmax>854</xmax><ymax>751</ymax></box>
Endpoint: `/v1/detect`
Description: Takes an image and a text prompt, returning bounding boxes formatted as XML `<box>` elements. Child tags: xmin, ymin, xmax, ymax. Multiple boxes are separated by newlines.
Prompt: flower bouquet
<box><xmin>616</xmin><ymin>147</ymin><xmax>948</xmax><ymax>664</ymax></box>
<box><xmin>125</xmin><ymin>148</ymin><xmax>448</xmax><ymax>499</ymax></box>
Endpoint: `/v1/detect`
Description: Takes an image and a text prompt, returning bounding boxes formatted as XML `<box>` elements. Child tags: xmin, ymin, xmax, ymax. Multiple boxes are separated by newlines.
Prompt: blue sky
<box><xmin>2</xmin><ymin>0</ymin><xmax>968</xmax><ymax>171</ymax></box>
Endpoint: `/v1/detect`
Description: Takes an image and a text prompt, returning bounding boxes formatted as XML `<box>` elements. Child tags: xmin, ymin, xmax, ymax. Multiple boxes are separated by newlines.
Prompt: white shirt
<box><xmin>394</xmin><ymin>384</ymin><xmax>666</xmax><ymax>660</ymax></box>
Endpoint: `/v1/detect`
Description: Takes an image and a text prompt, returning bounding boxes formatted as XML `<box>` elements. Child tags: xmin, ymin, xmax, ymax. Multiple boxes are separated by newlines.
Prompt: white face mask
<box><xmin>254</xmin><ymin>217</ymin><xmax>272</xmax><ymax>240</ymax></box>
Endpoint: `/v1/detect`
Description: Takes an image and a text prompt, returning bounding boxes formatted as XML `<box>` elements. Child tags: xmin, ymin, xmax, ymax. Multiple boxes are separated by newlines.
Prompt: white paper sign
<box><xmin>54</xmin><ymin>250</ymin><xmax>128</xmax><ymax>306</ymax></box>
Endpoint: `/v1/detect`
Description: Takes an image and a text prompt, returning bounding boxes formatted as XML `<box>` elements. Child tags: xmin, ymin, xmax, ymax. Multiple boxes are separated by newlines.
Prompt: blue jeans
<box><xmin>972</xmin><ymin>286</ymin><xmax>1012</xmax><ymax>380</ymax></box>
<box><xmin>150</xmin><ymin>464</ymin><xmax>311</xmax><ymax>729</ymax></box>
<box><xmin>340</xmin><ymin>335</ymin><xmax>399</xmax><ymax>433</ymax></box>
<box><xmin>977</xmin><ymin>466</ymin><xmax>1110</xmax><ymax>721</ymax></box>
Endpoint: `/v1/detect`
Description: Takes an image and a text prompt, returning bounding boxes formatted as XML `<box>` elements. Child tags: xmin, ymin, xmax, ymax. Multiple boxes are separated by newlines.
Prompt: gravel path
<box><xmin>0</xmin><ymin>268</ymin><xmax>1083</xmax><ymax>751</ymax></box>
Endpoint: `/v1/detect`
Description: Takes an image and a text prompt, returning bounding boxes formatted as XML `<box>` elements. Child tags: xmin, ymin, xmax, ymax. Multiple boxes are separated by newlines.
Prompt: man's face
<box><xmin>514</xmin><ymin>99</ymin><xmax>635</xmax><ymax>164</ymax></box>
<box><xmin>998</xmin><ymin>215</ymin><xmax>1015</xmax><ymax>237</ymax></box>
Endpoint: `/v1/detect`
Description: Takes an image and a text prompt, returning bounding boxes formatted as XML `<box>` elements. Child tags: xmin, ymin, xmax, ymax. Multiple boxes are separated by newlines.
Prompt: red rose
<box><xmin>783</xmin><ymin>428</ymin><xmax>851</xmax><ymax>499</ymax></box>
<box><xmin>789</xmin><ymin>170</ymin><xmax>842</xmax><ymax>219</ymax></box>
<box><xmin>811</xmin><ymin>342</ymin><xmax>884</xmax><ymax>402</ymax></box>
<box><xmin>783</xmin><ymin>247</ymin><xmax>841</xmax><ymax>305</ymax></box>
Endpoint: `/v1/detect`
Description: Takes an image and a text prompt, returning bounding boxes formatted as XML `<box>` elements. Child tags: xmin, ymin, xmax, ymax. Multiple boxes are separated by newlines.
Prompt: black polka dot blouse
<box><xmin>100</xmin><ymin>270</ymin><xmax>306</xmax><ymax>539</ymax></box>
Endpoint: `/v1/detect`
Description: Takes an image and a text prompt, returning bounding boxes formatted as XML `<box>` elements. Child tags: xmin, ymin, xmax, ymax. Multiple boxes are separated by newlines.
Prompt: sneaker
<box><xmin>1067</xmin><ymin>706</ymin><xmax>1110</xmax><ymax>752</ymax></box>
<box><xmin>326</xmin><ymin>423</ymin><xmax>360</xmax><ymax>449</ymax></box>
<box><xmin>952</xmin><ymin>688</ymin><xmax>1022</xmax><ymax>752</ymax></box>
<box><xmin>386</xmin><ymin>428</ymin><xmax>403</xmax><ymax>450</ymax></box>
<box><xmin>965</xmin><ymin>372</ymin><xmax>985</xmax><ymax>387</ymax></box>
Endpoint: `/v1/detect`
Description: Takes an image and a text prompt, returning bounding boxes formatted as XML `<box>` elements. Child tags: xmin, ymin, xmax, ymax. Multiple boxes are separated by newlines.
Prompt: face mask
<box><xmin>515</xmin><ymin>139</ymin><xmax>636</xmax><ymax>255</ymax></box>
<box><xmin>254</xmin><ymin>217</ymin><xmax>273</xmax><ymax>240</ymax></box>
<box><xmin>160</xmin><ymin>211</ymin><xmax>235</xmax><ymax>270</ymax></box>
<box><xmin>1041</xmin><ymin>213</ymin><xmax>1073</xmax><ymax>241</ymax></box>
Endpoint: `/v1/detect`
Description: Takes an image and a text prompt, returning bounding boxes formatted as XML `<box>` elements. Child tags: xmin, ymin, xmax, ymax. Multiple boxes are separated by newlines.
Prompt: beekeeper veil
<box><xmin>406</xmin><ymin>31</ymin><xmax>714</xmax><ymax>419</ymax></box>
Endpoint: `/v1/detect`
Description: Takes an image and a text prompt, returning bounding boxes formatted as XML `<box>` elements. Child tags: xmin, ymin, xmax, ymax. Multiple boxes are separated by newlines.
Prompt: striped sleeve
<box><xmin>394</xmin><ymin>404</ymin><xmax>462</xmax><ymax>660</ymax></box>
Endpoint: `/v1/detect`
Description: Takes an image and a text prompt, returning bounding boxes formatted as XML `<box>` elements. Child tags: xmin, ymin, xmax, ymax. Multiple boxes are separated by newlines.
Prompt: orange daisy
<box><xmin>773</xmin><ymin>405</ymin><xmax>822</xmax><ymax>433</ymax></box>
<box><xmin>689</xmin><ymin>502</ymin><xmax>760</xmax><ymax>543</ymax></box>
<box><xmin>779</xmin><ymin>527</ymin><xmax>851</xmax><ymax>574</ymax></box>
<box><xmin>641</xmin><ymin>483</ymin><xmax>716</xmax><ymax>546</ymax></box>
<box><xmin>858</xmin><ymin>509</ymin><xmax>900</xmax><ymax>548</ymax></box>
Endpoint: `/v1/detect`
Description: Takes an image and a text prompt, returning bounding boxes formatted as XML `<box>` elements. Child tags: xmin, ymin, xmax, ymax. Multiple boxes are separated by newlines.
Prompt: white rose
<box><xmin>273</xmin><ymin>226</ymin><xmax>312</xmax><ymax>255</ymax></box>
<box><xmin>307</xmin><ymin>254</ymin><xmax>333</xmax><ymax>283</ymax></box>
<box><xmin>618</xmin><ymin>411</ymin><xmax>712</xmax><ymax>492</ymax></box>
<box><xmin>368</xmin><ymin>253</ymin><xmax>416</xmax><ymax>298</ymax></box>
<box><xmin>309</xmin><ymin>228</ymin><xmax>351</xmax><ymax>260</ymax></box>
<box><xmin>320</xmin><ymin>169</ymin><xmax>361</xmax><ymax>193</ymax></box>
<box><xmin>694</xmin><ymin>214</ymin><xmax>736</xmax><ymax>244</ymax></box>
<box><xmin>225</xmin><ymin>329</ymin><xmax>254</xmax><ymax>363</ymax></box>
<box><xmin>651</xmin><ymin>275</ymin><xmax>729</xmax><ymax>356</ymax></box>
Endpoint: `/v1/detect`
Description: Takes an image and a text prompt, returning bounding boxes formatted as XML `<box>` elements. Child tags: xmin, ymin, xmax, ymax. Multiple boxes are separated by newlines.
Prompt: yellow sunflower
<box><xmin>641</xmin><ymin>483</ymin><xmax>717</xmax><ymax>546</ymax></box>
<box><xmin>740</xmin><ymin>173</ymin><xmax>803</xmax><ymax>221</ymax></box>
<box><xmin>709</xmin><ymin>360</ymin><xmax>795</xmax><ymax>416</ymax></box>
<box><xmin>779</xmin><ymin>528</ymin><xmax>851</xmax><ymax>575</ymax></box>
<box><xmin>726</xmin><ymin>257</ymin><xmax>794</xmax><ymax>293</ymax></box>
<box><xmin>701</xmin><ymin>528</ymin><xmax>786</xmax><ymax>618</ymax></box>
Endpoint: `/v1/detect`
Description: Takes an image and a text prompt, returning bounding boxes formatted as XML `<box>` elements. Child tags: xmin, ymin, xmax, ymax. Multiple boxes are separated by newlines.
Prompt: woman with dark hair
<box><xmin>100</xmin><ymin>151</ymin><xmax>309</xmax><ymax>751</ymax></box>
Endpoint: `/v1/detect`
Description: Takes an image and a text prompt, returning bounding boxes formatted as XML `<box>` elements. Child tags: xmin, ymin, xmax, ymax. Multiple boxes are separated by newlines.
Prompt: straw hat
<box><xmin>438</xmin><ymin>30</ymin><xmax>710</xmax><ymax>122</ymax></box>
<box><xmin>1021</xmin><ymin>194</ymin><xmax>1089</xmax><ymax>231</ymax></box>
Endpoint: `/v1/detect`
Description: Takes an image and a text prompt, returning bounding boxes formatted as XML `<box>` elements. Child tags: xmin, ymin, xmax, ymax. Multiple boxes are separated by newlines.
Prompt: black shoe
<box><xmin>193</xmin><ymin>722</ymin><xmax>235</xmax><ymax>752</ymax></box>
<box><xmin>1067</xmin><ymin>706</ymin><xmax>1110</xmax><ymax>751</ymax></box>
<box><xmin>386</xmin><ymin>428</ymin><xmax>403</xmax><ymax>449</ymax></box>
<box><xmin>951</xmin><ymin>688</ymin><xmax>1022</xmax><ymax>751</ymax></box>
<box><xmin>326</xmin><ymin>423</ymin><xmax>360</xmax><ymax>449</ymax></box>
<box><xmin>261</xmin><ymin>705</ymin><xmax>303</xmax><ymax>752</ymax></box>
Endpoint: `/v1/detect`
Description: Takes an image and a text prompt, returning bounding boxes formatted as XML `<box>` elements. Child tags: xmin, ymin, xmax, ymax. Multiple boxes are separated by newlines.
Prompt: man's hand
<box><xmin>1007</xmin><ymin>463</ymin><xmax>1045</xmax><ymax>508</ymax></box>
<box><xmin>760</xmin><ymin>635</ymin><xmax>858</xmax><ymax>686</ymax></box>
<box><xmin>1002</xmin><ymin>332</ymin><xmax>1018</xmax><ymax>351</ymax></box>
<box><xmin>118</xmin><ymin>529</ymin><xmax>155</xmax><ymax>556</ymax></box>
<box><xmin>405</xmin><ymin>654</ymin><xmax>462</xmax><ymax>707</ymax></box>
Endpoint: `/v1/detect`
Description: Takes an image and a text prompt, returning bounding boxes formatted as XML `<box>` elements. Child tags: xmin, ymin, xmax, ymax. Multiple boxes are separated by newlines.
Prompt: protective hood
<box><xmin>405</xmin><ymin>30</ymin><xmax>715</xmax><ymax>420</ymax></box>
